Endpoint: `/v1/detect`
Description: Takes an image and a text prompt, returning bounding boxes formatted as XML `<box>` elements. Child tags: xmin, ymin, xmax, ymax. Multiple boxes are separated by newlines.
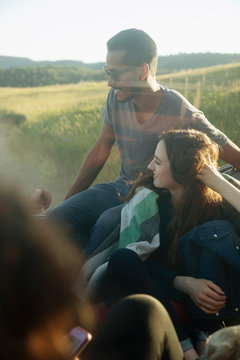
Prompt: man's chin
<box><xmin>114</xmin><ymin>89</ymin><xmax>135</xmax><ymax>102</ymax></box>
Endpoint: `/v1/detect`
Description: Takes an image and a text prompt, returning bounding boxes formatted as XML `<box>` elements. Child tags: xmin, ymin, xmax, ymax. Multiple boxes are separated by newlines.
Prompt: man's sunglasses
<box><xmin>103</xmin><ymin>66</ymin><xmax>133</xmax><ymax>82</ymax></box>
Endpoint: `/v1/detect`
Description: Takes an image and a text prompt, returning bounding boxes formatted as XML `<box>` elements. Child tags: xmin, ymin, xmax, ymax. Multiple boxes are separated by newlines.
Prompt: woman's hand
<box><xmin>197</xmin><ymin>162</ymin><xmax>240</xmax><ymax>212</ymax></box>
<box><xmin>197</xmin><ymin>161</ymin><xmax>223</xmax><ymax>191</ymax></box>
<box><xmin>173</xmin><ymin>276</ymin><xmax>226</xmax><ymax>314</ymax></box>
<box><xmin>27</xmin><ymin>186</ymin><xmax>52</xmax><ymax>213</ymax></box>
<box><xmin>186</xmin><ymin>278</ymin><xmax>226</xmax><ymax>314</ymax></box>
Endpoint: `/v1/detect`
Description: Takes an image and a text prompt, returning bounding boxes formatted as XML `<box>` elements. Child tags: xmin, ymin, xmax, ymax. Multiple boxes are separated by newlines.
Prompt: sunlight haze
<box><xmin>1</xmin><ymin>0</ymin><xmax>240</xmax><ymax>63</ymax></box>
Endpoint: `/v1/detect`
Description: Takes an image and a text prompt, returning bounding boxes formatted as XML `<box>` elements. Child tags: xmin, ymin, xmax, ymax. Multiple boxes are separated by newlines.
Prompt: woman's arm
<box><xmin>173</xmin><ymin>276</ymin><xmax>226</xmax><ymax>314</ymax></box>
<box><xmin>197</xmin><ymin>163</ymin><xmax>240</xmax><ymax>212</ymax></box>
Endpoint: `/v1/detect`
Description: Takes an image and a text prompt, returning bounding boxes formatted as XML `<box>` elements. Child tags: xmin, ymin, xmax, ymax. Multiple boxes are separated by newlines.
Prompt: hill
<box><xmin>1</xmin><ymin>53</ymin><xmax>240</xmax><ymax>71</ymax></box>
<box><xmin>1</xmin><ymin>53</ymin><xmax>240</xmax><ymax>87</ymax></box>
<box><xmin>0</xmin><ymin>65</ymin><xmax>106</xmax><ymax>87</ymax></box>
<box><xmin>0</xmin><ymin>56</ymin><xmax>105</xmax><ymax>70</ymax></box>
<box><xmin>157</xmin><ymin>53</ymin><xmax>240</xmax><ymax>71</ymax></box>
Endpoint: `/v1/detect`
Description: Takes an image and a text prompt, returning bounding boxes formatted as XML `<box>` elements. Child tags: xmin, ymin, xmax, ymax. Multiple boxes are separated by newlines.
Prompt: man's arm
<box><xmin>65</xmin><ymin>123</ymin><xmax>115</xmax><ymax>199</ymax></box>
<box><xmin>220</xmin><ymin>138</ymin><xmax>240</xmax><ymax>170</ymax></box>
<box><xmin>190</xmin><ymin>113</ymin><xmax>240</xmax><ymax>169</ymax></box>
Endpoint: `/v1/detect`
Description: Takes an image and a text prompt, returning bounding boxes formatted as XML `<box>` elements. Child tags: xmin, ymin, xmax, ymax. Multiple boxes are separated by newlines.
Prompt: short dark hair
<box><xmin>107</xmin><ymin>28</ymin><xmax>158</xmax><ymax>67</ymax></box>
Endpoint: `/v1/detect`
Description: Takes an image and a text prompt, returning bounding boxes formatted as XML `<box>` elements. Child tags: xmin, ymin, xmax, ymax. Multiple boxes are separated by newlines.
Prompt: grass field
<box><xmin>0</xmin><ymin>63</ymin><xmax>239</xmax><ymax>206</ymax></box>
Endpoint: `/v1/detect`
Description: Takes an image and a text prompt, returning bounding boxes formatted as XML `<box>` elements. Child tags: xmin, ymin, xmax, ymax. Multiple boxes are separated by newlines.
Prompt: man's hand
<box><xmin>27</xmin><ymin>186</ymin><xmax>52</xmax><ymax>213</ymax></box>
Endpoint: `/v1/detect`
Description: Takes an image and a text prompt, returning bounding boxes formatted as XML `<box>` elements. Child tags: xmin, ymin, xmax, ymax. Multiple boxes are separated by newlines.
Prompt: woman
<box><xmin>95</xmin><ymin>129</ymin><xmax>240</xmax><ymax>360</ymax></box>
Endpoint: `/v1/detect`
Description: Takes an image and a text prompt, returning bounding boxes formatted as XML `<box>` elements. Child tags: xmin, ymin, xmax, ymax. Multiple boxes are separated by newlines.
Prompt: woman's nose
<box><xmin>148</xmin><ymin>160</ymin><xmax>154</xmax><ymax>170</ymax></box>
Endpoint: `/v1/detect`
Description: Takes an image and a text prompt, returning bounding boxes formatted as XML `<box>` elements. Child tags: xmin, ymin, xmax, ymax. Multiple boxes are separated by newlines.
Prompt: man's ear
<box><xmin>139</xmin><ymin>63</ymin><xmax>149</xmax><ymax>81</ymax></box>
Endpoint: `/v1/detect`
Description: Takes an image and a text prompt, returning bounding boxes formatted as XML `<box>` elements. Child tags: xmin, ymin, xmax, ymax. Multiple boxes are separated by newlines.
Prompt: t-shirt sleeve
<box><xmin>190</xmin><ymin>113</ymin><xmax>228</xmax><ymax>148</ymax></box>
<box><xmin>102</xmin><ymin>89</ymin><xmax>114</xmax><ymax>128</ymax></box>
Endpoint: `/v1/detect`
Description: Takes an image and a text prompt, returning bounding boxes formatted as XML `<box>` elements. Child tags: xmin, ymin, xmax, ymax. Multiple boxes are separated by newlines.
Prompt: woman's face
<box><xmin>148</xmin><ymin>140</ymin><xmax>184</xmax><ymax>196</ymax></box>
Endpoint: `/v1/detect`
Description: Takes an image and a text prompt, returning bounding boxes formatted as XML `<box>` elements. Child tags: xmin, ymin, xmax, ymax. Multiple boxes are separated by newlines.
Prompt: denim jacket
<box><xmin>179</xmin><ymin>220</ymin><xmax>240</xmax><ymax>320</ymax></box>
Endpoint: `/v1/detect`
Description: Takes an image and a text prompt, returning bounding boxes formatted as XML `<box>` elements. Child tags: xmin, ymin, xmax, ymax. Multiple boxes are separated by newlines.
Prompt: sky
<box><xmin>0</xmin><ymin>0</ymin><xmax>240</xmax><ymax>63</ymax></box>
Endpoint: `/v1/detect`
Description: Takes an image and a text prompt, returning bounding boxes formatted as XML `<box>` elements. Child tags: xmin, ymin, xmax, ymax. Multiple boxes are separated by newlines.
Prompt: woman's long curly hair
<box><xmin>125</xmin><ymin>129</ymin><xmax>224</xmax><ymax>267</ymax></box>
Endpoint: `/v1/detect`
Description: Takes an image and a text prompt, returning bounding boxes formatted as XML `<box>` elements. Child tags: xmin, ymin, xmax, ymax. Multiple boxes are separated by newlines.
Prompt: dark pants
<box><xmin>99</xmin><ymin>248</ymin><xmax>189</xmax><ymax>343</ymax></box>
<box><xmin>85</xmin><ymin>294</ymin><xmax>184</xmax><ymax>360</ymax></box>
<box><xmin>48</xmin><ymin>179</ymin><xmax>130</xmax><ymax>249</ymax></box>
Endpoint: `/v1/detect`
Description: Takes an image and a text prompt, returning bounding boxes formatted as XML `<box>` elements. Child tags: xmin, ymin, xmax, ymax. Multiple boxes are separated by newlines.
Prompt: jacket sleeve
<box><xmin>146</xmin><ymin>253</ymin><xmax>183</xmax><ymax>286</ymax></box>
<box><xmin>154</xmin><ymin>264</ymin><xmax>181</xmax><ymax>286</ymax></box>
<box><xmin>222</xmin><ymin>201</ymin><xmax>240</xmax><ymax>235</ymax></box>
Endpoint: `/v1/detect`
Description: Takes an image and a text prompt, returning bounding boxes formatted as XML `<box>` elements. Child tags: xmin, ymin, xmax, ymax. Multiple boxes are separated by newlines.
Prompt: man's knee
<box><xmin>92</xmin><ymin>204</ymin><xmax>123</xmax><ymax>235</ymax></box>
<box><xmin>99</xmin><ymin>204</ymin><xmax>123</xmax><ymax>224</ymax></box>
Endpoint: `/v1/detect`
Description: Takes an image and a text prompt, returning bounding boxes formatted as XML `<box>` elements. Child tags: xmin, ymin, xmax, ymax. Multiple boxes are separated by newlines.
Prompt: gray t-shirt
<box><xmin>103</xmin><ymin>87</ymin><xmax>227</xmax><ymax>181</ymax></box>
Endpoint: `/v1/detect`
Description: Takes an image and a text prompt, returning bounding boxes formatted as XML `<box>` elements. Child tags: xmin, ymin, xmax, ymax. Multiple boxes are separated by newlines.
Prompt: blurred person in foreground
<box><xmin>0</xmin><ymin>184</ymin><xmax>93</xmax><ymax>360</ymax></box>
<box><xmin>0</xmin><ymin>184</ymin><xmax>183</xmax><ymax>360</ymax></box>
<box><xmin>200</xmin><ymin>325</ymin><xmax>240</xmax><ymax>360</ymax></box>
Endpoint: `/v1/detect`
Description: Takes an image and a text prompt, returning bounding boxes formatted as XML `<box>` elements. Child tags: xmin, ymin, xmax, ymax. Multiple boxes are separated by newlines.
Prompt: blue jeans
<box><xmin>48</xmin><ymin>179</ymin><xmax>131</xmax><ymax>249</ymax></box>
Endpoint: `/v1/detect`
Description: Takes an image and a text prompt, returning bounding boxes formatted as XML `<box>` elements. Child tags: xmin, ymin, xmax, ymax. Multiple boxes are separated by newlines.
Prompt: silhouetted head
<box><xmin>128</xmin><ymin>129</ymin><xmax>220</xmax><ymax>201</ymax></box>
<box><xmin>105</xmin><ymin>29</ymin><xmax>158</xmax><ymax>102</ymax></box>
<box><xmin>107</xmin><ymin>28</ymin><xmax>158</xmax><ymax>73</ymax></box>
<box><xmin>201</xmin><ymin>326</ymin><xmax>240</xmax><ymax>360</ymax></box>
<box><xmin>0</xmin><ymin>185</ymin><xmax>93</xmax><ymax>360</ymax></box>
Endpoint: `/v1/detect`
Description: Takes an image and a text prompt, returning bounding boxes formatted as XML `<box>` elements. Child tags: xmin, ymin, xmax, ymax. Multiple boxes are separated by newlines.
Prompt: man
<box><xmin>49</xmin><ymin>28</ymin><xmax>240</xmax><ymax>249</ymax></box>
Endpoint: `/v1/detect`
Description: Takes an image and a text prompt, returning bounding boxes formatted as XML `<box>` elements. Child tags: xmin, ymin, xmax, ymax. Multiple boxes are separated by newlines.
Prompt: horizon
<box><xmin>1</xmin><ymin>0</ymin><xmax>240</xmax><ymax>63</ymax></box>
<box><xmin>1</xmin><ymin>52</ymin><xmax>240</xmax><ymax>65</ymax></box>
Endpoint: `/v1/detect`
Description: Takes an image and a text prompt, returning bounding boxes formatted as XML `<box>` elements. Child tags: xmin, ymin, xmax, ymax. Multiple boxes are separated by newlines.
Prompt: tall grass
<box><xmin>0</xmin><ymin>64</ymin><xmax>239</xmax><ymax>205</ymax></box>
<box><xmin>158</xmin><ymin>63</ymin><xmax>240</xmax><ymax>145</ymax></box>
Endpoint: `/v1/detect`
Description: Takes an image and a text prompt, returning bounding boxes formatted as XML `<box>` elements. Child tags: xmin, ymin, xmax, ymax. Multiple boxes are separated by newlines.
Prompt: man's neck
<box><xmin>134</xmin><ymin>79</ymin><xmax>162</xmax><ymax>109</ymax></box>
<box><xmin>133</xmin><ymin>81</ymin><xmax>163</xmax><ymax>124</ymax></box>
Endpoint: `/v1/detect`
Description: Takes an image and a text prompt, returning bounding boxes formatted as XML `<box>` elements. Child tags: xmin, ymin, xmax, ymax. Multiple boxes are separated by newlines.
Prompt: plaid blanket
<box><xmin>83</xmin><ymin>186</ymin><xmax>160</xmax><ymax>282</ymax></box>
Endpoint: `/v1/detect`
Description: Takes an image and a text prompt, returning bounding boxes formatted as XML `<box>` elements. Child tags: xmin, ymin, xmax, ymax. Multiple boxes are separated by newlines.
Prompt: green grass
<box><xmin>0</xmin><ymin>82</ymin><xmax>115</xmax><ymax>204</ymax></box>
<box><xmin>157</xmin><ymin>63</ymin><xmax>240</xmax><ymax>146</ymax></box>
<box><xmin>0</xmin><ymin>64</ymin><xmax>239</xmax><ymax>205</ymax></box>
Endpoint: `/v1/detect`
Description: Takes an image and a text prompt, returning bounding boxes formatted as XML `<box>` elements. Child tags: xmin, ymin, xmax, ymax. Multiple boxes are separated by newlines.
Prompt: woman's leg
<box><xmin>103</xmin><ymin>249</ymin><xmax>193</xmax><ymax>347</ymax></box>
<box><xmin>85</xmin><ymin>294</ymin><xmax>184</xmax><ymax>360</ymax></box>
